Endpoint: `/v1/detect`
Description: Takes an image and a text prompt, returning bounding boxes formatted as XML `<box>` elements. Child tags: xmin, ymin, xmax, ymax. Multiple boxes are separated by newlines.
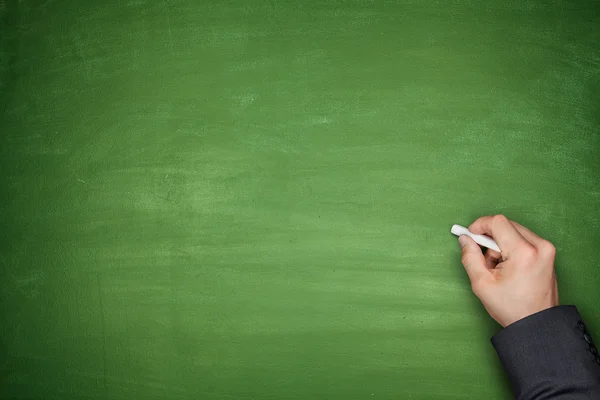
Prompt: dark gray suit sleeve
<box><xmin>491</xmin><ymin>305</ymin><xmax>600</xmax><ymax>400</ymax></box>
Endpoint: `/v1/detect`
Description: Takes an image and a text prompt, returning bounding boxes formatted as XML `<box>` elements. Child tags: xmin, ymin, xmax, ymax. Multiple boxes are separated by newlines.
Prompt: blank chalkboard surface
<box><xmin>1</xmin><ymin>1</ymin><xmax>599</xmax><ymax>399</ymax></box>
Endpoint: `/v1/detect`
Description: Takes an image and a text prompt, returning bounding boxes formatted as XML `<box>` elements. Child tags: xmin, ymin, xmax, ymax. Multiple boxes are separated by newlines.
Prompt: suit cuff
<box><xmin>491</xmin><ymin>305</ymin><xmax>600</xmax><ymax>399</ymax></box>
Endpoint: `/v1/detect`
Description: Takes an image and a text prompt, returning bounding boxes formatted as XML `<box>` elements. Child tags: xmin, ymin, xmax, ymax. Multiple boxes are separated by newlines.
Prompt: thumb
<box><xmin>459</xmin><ymin>236</ymin><xmax>490</xmax><ymax>287</ymax></box>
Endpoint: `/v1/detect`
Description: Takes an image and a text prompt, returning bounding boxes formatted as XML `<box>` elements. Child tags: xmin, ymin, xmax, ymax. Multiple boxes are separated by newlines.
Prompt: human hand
<box><xmin>459</xmin><ymin>215</ymin><xmax>559</xmax><ymax>328</ymax></box>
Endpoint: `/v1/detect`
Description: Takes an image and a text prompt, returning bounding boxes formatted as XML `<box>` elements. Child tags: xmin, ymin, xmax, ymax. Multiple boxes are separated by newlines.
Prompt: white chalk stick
<box><xmin>451</xmin><ymin>224</ymin><xmax>501</xmax><ymax>252</ymax></box>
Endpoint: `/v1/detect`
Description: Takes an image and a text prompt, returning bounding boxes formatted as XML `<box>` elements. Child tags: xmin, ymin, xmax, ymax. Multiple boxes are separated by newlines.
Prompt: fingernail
<box><xmin>458</xmin><ymin>235</ymin><xmax>467</xmax><ymax>248</ymax></box>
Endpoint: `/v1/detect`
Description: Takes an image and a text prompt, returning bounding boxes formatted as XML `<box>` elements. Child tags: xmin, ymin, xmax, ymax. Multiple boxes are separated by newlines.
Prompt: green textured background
<box><xmin>1</xmin><ymin>1</ymin><xmax>599</xmax><ymax>399</ymax></box>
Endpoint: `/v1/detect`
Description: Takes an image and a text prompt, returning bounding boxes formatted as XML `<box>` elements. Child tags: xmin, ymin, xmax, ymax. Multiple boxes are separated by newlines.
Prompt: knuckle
<box><xmin>461</xmin><ymin>254</ymin><xmax>471</xmax><ymax>266</ymax></box>
<box><xmin>492</xmin><ymin>214</ymin><xmax>509</xmax><ymax>224</ymax></box>
<box><xmin>539</xmin><ymin>240</ymin><xmax>556</xmax><ymax>258</ymax></box>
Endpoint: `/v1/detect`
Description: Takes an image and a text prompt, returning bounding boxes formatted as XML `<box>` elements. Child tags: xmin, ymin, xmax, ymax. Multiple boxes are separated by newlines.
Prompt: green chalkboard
<box><xmin>1</xmin><ymin>1</ymin><xmax>599</xmax><ymax>399</ymax></box>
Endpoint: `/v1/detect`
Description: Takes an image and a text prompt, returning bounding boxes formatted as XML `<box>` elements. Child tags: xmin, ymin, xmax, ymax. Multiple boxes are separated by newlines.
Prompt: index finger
<box><xmin>469</xmin><ymin>215</ymin><xmax>527</xmax><ymax>252</ymax></box>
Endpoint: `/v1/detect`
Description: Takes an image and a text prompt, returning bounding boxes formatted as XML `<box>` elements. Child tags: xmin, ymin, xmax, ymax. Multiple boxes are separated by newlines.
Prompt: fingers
<box><xmin>460</xmin><ymin>236</ymin><xmax>492</xmax><ymax>287</ymax></box>
<box><xmin>510</xmin><ymin>221</ymin><xmax>544</xmax><ymax>246</ymax></box>
<box><xmin>484</xmin><ymin>248</ymin><xmax>502</xmax><ymax>269</ymax></box>
<box><xmin>469</xmin><ymin>214</ymin><xmax>527</xmax><ymax>252</ymax></box>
